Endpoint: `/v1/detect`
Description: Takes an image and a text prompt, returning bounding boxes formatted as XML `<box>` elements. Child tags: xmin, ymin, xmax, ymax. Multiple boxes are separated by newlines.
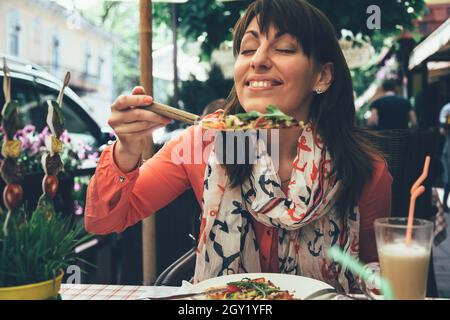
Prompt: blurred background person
<box><xmin>439</xmin><ymin>101</ymin><xmax>450</xmax><ymax>212</ymax></box>
<box><xmin>367</xmin><ymin>79</ymin><xmax>417</xmax><ymax>130</ymax></box>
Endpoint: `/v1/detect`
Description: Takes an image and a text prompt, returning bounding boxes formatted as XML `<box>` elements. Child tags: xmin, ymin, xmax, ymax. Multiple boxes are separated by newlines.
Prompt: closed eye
<box><xmin>276</xmin><ymin>49</ymin><xmax>296</xmax><ymax>54</ymax></box>
<box><xmin>240</xmin><ymin>49</ymin><xmax>256</xmax><ymax>55</ymax></box>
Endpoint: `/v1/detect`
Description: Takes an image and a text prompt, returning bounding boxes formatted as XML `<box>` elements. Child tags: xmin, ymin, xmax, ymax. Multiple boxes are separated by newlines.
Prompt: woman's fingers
<box><xmin>122</xmin><ymin>124</ymin><xmax>166</xmax><ymax>138</ymax></box>
<box><xmin>111</xmin><ymin>94</ymin><xmax>153</xmax><ymax>111</ymax></box>
<box><xmin>114</xmin><ymin>121</ymin><xmax>162</xmax><ymax>135</ymax></box>
<box><xmin>132</xmin><ymin>86</ymin><xmax>146</xmax><ymax>95</ymax></box>
<box><xmin>108</xmin><ymin>89</ymin><xmax>171</xmax><ymax>138</ymax></box>
<box><xmin>109</xmin><ymin>108</ymin><xmax>171</xmax><ymax>127</ymax></box>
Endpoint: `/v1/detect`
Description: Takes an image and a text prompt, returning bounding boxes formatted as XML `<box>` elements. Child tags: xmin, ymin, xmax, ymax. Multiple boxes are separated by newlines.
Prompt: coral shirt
<box><xmin>85</xmin><ymin>125</ymin><xmax>392</xmax><ymax>269</ymax></box>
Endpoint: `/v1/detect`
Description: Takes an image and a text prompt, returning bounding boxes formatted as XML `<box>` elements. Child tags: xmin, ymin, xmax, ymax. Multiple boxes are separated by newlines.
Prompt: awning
<box><xmin>409</xmin><ymin>17</ymin><xmax>450</xmax><ymax>70</ymax></box>
<box><xmin>428</xmin><ymin>61</ymin><xmax>450</xmax><ymax>82</ymax></box>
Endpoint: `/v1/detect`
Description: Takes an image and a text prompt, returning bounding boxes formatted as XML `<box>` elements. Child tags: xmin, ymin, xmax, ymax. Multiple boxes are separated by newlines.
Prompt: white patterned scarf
<box><xmin>194</xmin><ymin>123</ymin><xmax>360</xmax><ymax>293</ymax></box>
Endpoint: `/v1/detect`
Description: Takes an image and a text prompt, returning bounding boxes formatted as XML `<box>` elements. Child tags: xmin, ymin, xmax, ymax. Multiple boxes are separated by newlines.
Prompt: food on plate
<box><xmin>200</xmin><ymin>105</ymin><xmax>304</xmax><ymax>130</ymax></box>
<box><xmin>205</xmin><ymin>277</ymin><xmax>296</xmax><ymax>300</ymax></box>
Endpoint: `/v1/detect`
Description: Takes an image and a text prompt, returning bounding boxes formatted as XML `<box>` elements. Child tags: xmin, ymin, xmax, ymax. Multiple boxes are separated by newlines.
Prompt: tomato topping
<box><xmin>226</xmin><ymin>284</ymin><xmax>240</xmax><ymax>293</ymax></box>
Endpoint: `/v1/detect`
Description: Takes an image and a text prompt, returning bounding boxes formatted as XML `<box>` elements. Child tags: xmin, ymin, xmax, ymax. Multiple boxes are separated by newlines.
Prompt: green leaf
<box><xmin>234</xmin><ymin>105</ymin><xmax>294</xmax><ymax>121</ymax></box>
<box><xmin>264</xmin><ymin>105</ymin><xmax>291</xmax><ymax>119</ymax></box>
<box><xmin>235</xmin><ymin>110</ymin><xmax>262</xmax><ymax>121</ymax></box>
<box><xmin>0</xmin><ymin>202</ymin><xmax>94</xmax><ymax>287</ymax></box>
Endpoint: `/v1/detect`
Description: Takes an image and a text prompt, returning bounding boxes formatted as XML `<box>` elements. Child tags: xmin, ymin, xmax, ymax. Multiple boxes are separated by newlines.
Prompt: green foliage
<box><xmin>72</xmin><ymin>176</ymin><xmax>91</xmax><ymax>216</ymax></box>
<box><xmin>0</xmin><ymin>200</ymin><xmax>92</xmax><ymax>287</ymax></box>
<box><xmin>79</xmin><ymin>2</ymin><xmax>141</xmax><ymax>95</ymax></box>
<box><xmin>309</xmin><ymin>0</ymin><xmax>426</xmax><ymax>37</ymax></box>
<box><xmin>351</xmin><ymin>67</ymin><xmax>378</xmax><ymax>98</ymax></box>
<box><xmin>179</xmin><ymin>64</ymin><xmax>233</xmax><ymax>116</ymax></box>
<box><xmin>79</xmin><ymin>0</ymin><xmax>427</xmax><ymax>109</ymax></box>
<box><xmin>154</xmin><ymin>0</ymin><xmax>248</xmax><ymax>59</ymax></box>
<box><xmin>0</xmin><ymin>126</ymin><xmax>97</xmax><ymax>175</ymax></box>
<box><xmin>235</xmin><ymin>105</ymin><xmax>293</xmax><ymax>121</ymax></box>
<box><xmin>154</xmin><ymin>0</ymin><xmax>426</xmax><ymax>60</ymax></box>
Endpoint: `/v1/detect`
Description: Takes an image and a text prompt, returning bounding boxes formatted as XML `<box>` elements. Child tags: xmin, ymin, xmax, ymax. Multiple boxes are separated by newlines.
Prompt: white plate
<box><xmin>189</xmin><ymin>273</ymin><xmax>334</xmax><ymax>300</ymax></box>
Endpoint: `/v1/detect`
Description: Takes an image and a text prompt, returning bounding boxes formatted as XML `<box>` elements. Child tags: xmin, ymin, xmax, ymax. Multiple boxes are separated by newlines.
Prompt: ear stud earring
<box><xmin>315</xmin><ymin>88</ymin><xmax>323</xmax><ymax>94</ymax></box>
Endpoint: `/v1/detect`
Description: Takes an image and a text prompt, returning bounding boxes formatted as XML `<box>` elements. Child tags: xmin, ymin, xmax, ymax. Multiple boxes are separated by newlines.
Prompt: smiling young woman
<box><xmin>85</xmin><ymin>0</ymin><xmax>392</xmax><ymax>294</ymax></box>
<box><xmin>223</xmin><ymin>0</ymin><xmax>378</xmax><ymax>216</ymax></box>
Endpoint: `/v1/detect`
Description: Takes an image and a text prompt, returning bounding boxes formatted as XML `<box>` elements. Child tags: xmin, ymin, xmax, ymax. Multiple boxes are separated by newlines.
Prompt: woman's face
<box><xmin>234</xmin><ymin>18</ymin><xmax>317</xmax><ymax>120</ymax></box>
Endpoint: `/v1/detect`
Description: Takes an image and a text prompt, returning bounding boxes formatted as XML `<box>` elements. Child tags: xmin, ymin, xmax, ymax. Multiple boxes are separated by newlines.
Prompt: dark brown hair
<box><xmin>382</xmin><ymin>79</ymin><xmax>397</xmax><ymax>92</ymax></box>
<box><xmin>221</xmin><ymin>0</ymin><xmax>380</xmax><ymax>214</ymax></box>
<box><xmin>202</xmin><ymin>98</ymin><xmax>227</xmax><ymax>116</ymax></box>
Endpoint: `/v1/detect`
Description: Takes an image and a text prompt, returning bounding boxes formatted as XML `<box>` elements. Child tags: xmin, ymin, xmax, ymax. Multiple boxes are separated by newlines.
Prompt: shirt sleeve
<box><xmin>404</xmin><ymin>98</ymin><xmax>413</xmax><ymax>111</ymax></box>
<box><xmin>358</xmin><ymin>157</ymin><xmax>393</xmax><ymax>264</ymax></box>
<box><xmin>84</xmin><ymin>127</ymin><xmax>195</xmax><ymax>235</ymax></box>
<box><xmin>370</xmin><ymin>99</ymin><xmax>379</xmax><ymax>111</ymax></box>
<box><xmin>439</xmin><ymin>104</ymin><xmax>450</xmax><ymax>125</ymax></box>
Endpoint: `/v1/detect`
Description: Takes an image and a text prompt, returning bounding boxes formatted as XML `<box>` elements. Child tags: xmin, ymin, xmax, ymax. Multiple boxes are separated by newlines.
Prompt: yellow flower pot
<box><xmin>0</xmin><ymin>270</ymin><xmax>64</xmax><ymax>300</ymax></box>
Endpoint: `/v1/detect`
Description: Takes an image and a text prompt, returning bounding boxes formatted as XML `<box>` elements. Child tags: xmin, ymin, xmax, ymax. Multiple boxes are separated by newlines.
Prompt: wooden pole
<box><xmin>139</xmin><ymin>0</ymin><xmax>157</xmax><ymax>285</ymax></box>
<box><xmin>171</xmin><ymin>3</ymin><xmax>179</xmax><ymax>106</ymax></box>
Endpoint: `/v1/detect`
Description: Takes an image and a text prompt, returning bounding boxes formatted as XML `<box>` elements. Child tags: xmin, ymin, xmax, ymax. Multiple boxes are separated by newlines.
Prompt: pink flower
<box><xmin>60</xmin><ymin>130</ymin><xmax>72</xmax><ymax>144</ymax></box>
<box><xmin>23</xmin><ymin>125</ymin><xmax>36</xmax><ymax>134</ymax></box>
<box><xmin>74</xmin><ymin>202</ymin><xmax>84</xmax><ymax>215</ymax></box>
<box><xmin>17</xmin><ymin>134</ymin><xmax>31</xmax><ymax>150</ymax></box>
<box><xmin>29</xmin><ymin>143</ymin><xmax>40</xmax><ymax>156</ymax></box>
<box><xmin>38</xmin><ymin>127</ymin><xmax>50</xmax><ymax>145</ymax></box>
<box><xmin>74</xmin><ymin>182</ymin><xmax>81</xmax><ymax>192</ymax></box>
<box><xmin>77</xmin><ymin>149</ymin><xmax>86</xmax><ymax>160</ymax></box>
<box><xmin>88</xmin><ymin>152</ymin><xmax>99</xmax><ymax>161</ymax></box>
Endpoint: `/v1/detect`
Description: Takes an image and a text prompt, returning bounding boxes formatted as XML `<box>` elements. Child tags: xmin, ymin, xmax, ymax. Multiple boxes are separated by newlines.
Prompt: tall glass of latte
<box><xmin>374</xmin><ymin>217</ymin><xmax>433</xmax><ymax>300</ymax></box>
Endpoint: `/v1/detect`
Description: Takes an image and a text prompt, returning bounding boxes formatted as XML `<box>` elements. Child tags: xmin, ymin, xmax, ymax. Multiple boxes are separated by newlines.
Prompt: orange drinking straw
<box><xmin>406</xmin><ymin>185</ymin><xmax>426</xmax><ymax>245</ymax></box>
<box><xmin>410</xmin><ymin>156</ymin><xmax>430</xmax><ymax>195</ymax></box>
<box><xmin>405</xmin><ymin>156</ymin><xmax>431</xmax><ymax>246</ymax></box>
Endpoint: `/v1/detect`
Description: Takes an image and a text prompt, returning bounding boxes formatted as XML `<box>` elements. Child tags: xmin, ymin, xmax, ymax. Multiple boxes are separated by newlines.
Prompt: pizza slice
<box><xmin>200</xmin><ymin>105</ymin><xmax>304</xmax><ymax>130</ymax></box>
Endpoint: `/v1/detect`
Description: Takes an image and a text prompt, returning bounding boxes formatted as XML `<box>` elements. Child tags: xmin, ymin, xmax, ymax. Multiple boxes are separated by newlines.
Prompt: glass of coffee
<box><xmin>373</xmin><ymin>217</ymin><xmax>433</xmax><ymax>300</ymax></box>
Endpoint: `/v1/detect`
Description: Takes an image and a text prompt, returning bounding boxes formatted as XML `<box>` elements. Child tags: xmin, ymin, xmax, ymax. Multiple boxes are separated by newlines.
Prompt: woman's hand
<box><xmin>109</xmin><ymin>86</ymin><xmax>171</xmax><ymax>172</ymax></box>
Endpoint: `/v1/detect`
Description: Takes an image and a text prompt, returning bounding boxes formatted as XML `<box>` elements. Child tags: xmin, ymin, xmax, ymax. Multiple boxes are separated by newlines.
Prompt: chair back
<box><xmin>153</xmin><ymin>247</ymin><xmax>196</xmax><ymax>286</ymax></box>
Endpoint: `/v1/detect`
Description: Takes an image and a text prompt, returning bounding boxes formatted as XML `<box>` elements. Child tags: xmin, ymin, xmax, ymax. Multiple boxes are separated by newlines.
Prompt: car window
<box><xmin>0</xmin><ymin>77</ymin><xmax>39</xmax><ymax>127</ymax></box>
<box><xmin>0</xmin><ymin>76</ymin><xmax>99</xmax><ymax>148</ymax></box>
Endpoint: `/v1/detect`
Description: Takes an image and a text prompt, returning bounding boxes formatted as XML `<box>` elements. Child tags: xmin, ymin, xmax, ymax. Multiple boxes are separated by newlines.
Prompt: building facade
<box><xmin>415</xmin><ymin>0</ymin><xmax>450</xmax><ymax>35</ymax></box>
<box><xmin>0</xmin><ymin>0</ymin><xmax>115</xmax><ymax>128</ymax></box>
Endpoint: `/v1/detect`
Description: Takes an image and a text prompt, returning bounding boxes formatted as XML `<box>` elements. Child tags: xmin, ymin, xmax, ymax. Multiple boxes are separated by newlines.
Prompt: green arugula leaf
<box><xmin>234</xmin><ymin>105</ymin><xmax>293</xmax><ymax>121</ymax></box>
<box><xmin>235</xmin><ymin>110</ymin><xmax>262</xmax><ymax>121</ymax></box>
<box><xmin>264</xmin><ymin>105</ymin><xmax>292</xmax><ymax>120</ymax></box>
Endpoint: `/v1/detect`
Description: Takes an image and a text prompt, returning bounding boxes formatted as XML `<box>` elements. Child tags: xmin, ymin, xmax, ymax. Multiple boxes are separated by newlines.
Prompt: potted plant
<box><xmin>0</xmin><ymin>201</ymin><xmax>90</xmax><ymax>300</ymax></box>
<box><xmin>0</xmin><ymin>63</ymin><xmax>91</xmax><ymax>300</ymax></box>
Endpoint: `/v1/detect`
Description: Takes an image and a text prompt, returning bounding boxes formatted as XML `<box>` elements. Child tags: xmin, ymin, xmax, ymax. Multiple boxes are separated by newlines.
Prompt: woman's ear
<box><xmin>313</xmin><ymin>62</ymin><xmax>333</xmax><ymax>94</ymax></box>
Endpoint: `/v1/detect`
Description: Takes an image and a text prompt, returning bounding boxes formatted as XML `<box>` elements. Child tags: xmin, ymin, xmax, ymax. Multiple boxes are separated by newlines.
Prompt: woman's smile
<box><xmin>246</xmin><ymin>77</ymin><xmax>284</xmax><ymax>91</ymax></box>
<box><xmin>234</xmin><ymin>18</ymin><xmax>316</xmax><ymax>119</ymax></box>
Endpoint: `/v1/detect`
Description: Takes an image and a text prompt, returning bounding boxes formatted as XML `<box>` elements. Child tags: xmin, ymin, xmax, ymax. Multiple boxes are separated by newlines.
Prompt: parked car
<box><xmin>0</xmin><ymin>54</ymin><xmax>113</xmax><ymax>152</ymax></box>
